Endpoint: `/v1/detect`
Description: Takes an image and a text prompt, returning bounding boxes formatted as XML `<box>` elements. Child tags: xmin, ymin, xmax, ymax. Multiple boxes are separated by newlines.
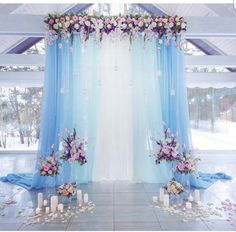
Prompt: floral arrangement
<box><xmin>152</xmin><ymin>128</ymin><xmax>179</xmax><ymax>164</ymax></box>
<box><xmin>164</xmin><ymin>179</ymin><xmax>185</xmax><ymax>195</ymax></box>
<box><xmin>57</xmin><ymin>182</ymin><xmax>77</xmax><ymax>198</ymax></box>
<box><xmin>44</xmin><ymin>13</ymin><xmax>187</xmax><ymax>46</ymax></box>
<box><xmin>60</xmin><ymin>128</ymin><xmax>87</xmax><ymax>165</ymax></box>
<box><xmin>39</xmin><ymin>146</ymin><xmax>60</xmax><ymax>176</ymax></box>
<box><xmin>174</xmin><ymin>147</ymin><xmax>200</xmax><ymax>174</ymax></box>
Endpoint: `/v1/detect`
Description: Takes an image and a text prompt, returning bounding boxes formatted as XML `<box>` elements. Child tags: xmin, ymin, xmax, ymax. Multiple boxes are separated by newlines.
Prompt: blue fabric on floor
<box><xmin>189</xmin><ymin>172</ymin><xmax>232</xmax><ymax>189</ymax></box>
<box><xmin>0</xmin><ymin>174</ymin><xmax>33</xmax><ymax>190</ymax></box>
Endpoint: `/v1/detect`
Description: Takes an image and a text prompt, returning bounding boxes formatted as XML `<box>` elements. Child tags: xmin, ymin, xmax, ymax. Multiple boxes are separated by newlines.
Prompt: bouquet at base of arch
<box><xmin>39</xmin><ymin>146</ymin><xmax>60</xmax><ymax>177</ymax></box>
<box><xmin>152</xmin><ymin>128</ymin><xmax>179</xmax><ymax>164</ymax></box>
<box><xmin>60</xmin><ymin>128</ymin><xmax>87</xmax><ymax>165</ymax></box>
<box><xmin>57</xmin><ymin>182</ymin><xmax>77</xmax><ymax>198</ymax></box>
<box><xmin>164</xmin><ymin>179</ymin><xmax>185</xmax><ymax>195</ymax></box>
<box><xmin>174</xmin><ymin>147</ymin><xmax>200</xmax><ymax>174</ymax></box>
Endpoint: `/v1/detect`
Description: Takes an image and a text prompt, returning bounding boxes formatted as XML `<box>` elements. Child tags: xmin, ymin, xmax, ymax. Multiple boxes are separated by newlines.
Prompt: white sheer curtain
<box><xmin>92</xmin><ymin>36</ymin><xmax>134</xmax><ymax>181</ymax></box>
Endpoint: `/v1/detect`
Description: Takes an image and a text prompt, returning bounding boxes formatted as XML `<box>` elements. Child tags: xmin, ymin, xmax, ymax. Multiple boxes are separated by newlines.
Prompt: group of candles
<box><xmin>152</xmin><ymin>188</ymin><xmax>201</xmax><ymax>209</ymax></box>
<box><xmin>36</xmin><ymin>190</ymin><xmax>89</xmax><ymax>215</ymax></box>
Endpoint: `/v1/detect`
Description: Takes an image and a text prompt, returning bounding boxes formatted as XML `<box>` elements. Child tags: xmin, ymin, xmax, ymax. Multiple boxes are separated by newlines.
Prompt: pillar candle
<box><xmin>197</xmin><ymin>201</ymin><xmax>202</xmax><ymax>206</ymax></box>
<box><xmin>186</xmin><ymin>202</ymin><xmax>192</xmax><ymax>209</ymax></box>
<box><xmin>84</xmin><ymin>193</ymin><xmax>88</xmax><ymax>204</ymax></box>
<box><xmin>152</xmin><ymin>196</ymin><xmax>158</xmax><ymax>203</ymax></box>
<box><xmin>54</xmin><ymin>196</ymin><xmax>58</xmax><ymax>207</ymax></box>
<box><xmin>159</xmin><ymin>187</ymin><xmax>164</xmax><ymax>202</ymax></box>
<box><xmin>45</xmin><ymin>207</ymin><xmax>50</xmax><ymax>214</ymax></box>
<box><xmin>163</xmin><ymin>194</ymin><xmax>169</xmax><ymax>208</ymax></box>
<box><xmin>43</xmin><ymin>200</ymin><xmax>48</xmax><ymax>206</ymax></box>
<box><xmin>50</xmin><ymin>196</ymin><xmax>57</xmax><ymax>213</ymax></box>
<box><xmin>36</xmin><ymin>207</ymin><xmax>41</xmax><ymax>214</ymax></box>
<box><xmin>58</xmin><ymin>204</ymin><xmax>64</xmax><ymax>213</ymax></box>
<box><xmin>77</xmin><ymin>190</ymin><xmax>82</xmax><ymax>205</ymax></box>
<box><xmin>37</xmin><ymin>193</ymin><xmax>43</xmax><ymax>208</ymax></box>
<box><xmin>188</xmin><ymin>194</ymin><xmax>194</xmax><ymax>202</ymax></box>
<box><xmin>194</xmin><ymin>190</ymin><xmax>200</xmax><ymax>203</ymax></box>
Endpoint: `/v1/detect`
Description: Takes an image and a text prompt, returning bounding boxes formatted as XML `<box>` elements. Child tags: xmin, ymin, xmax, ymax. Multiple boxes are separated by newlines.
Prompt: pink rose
<box><xmin>72</xmin><ymin>15</ymin><xmax>78</xmax><ymax>22</ymax></box>
<box><xmin>62</xmin><ymin>189</ymin><xmax>68</xmax><ymax>196</ymax></box>
<box><xmin>60</xmin><ymin>17</ymin><xmax>65</xmax><ymax>23</ymax></box>
<box><xmin>127</xmin><ymin>17</ymin><xmax>132</xmax><ymax>23</ymax></box>
<box><xmin>158</xmin><ymin>17</ymin><xmax>163</xmax><ymax>22</ymax></box>
<box><xmin>169</xmin><ymin>17</ymin><xmax>174</xmax><ymax>23</ymax></box>
<box><xmin>44</xmin><ymin>166</ymin><xmax>49</xmax><ymax>172</ymax></box>
<box><xmin>49</xmin><ymin>18</ymin><xmax>54</xmax><ymax>25</ymax></box>
<box><xmin>177</xmin><ymin>162</ymin><xmax>185</xmax><ymax>171</ymax></box>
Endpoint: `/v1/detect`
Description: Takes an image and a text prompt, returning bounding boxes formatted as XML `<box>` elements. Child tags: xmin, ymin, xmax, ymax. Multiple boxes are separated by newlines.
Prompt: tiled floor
<box><xmin>0</xmin><ymin>152</ymin><xmax>235</xmax><ymax>231</ymax></box>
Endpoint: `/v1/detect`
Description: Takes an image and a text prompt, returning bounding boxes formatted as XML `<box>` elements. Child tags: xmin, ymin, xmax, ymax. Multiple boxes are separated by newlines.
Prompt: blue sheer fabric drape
<box><xmin>158</xmin><ymin>39</ymin><xmax>231</xmax><ymax>188</ymax></box>
<box><xmin>1</xmin><ymin>37</ymin><xmax>99</xmax><ymax>189</ymax></box>
<box><xmin>132</xmin><ymin>37</ymin><xmax>172</xmax><ymax>183</ymax></box>
<box><xmin>0</xmin><ymin>36</ymin><xmax>231</xmax><ymax>189</ymax></box>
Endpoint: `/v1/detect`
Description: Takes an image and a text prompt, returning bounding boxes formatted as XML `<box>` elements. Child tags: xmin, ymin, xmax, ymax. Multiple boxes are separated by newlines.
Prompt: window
<box><xmin>84</xmin><ymin>3</ymin><xmax>149</xmax><ymax>16</ymax></box>
<box><xmin>0</xmin><ymin>40</ymin><xmax>44</xmax><ymax>151</ymax></box>
<box><xmin>0</xmin><ymin>87</ymin><xmax>42</xmax><ymax>151</ymax></box>
<box><xmin>188</xmin><ymin>87</ymin><xmax>236</xmax><ymax>150</ymax></box>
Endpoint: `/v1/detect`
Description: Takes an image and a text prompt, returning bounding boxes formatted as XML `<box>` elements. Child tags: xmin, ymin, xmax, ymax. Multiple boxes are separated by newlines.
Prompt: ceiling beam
<box><xmin>5</xmin><ymin>3</ymin><xmax>92</xmax><ymax>54</ymax></box>
<box><xmin>0</xmin><ymin>54</ymin><xmax>45</xmax><ymax>66</ymax></box>
<box><xmin>0</xmin><ymin>4</ymin><xmax>21</xmax><ymax>14</ymax></box>
<box><xmin>139</xmin><ymin>3</ymin><xmax>236</xmax><ymax>72</ymax></box>
<box><xmin>185</xmin><ymin>55</ymin><xmax>236</xmax><ymax>68</ymax></box>
<box><xmin>2</xmin><ymin>54</ymin><xmax>236</xmax><ymax>68</ymax></box>
<box><xmin>0</xmin><ymin>71</ymin><xmax>235</xmax><ymax>88</ymax></box>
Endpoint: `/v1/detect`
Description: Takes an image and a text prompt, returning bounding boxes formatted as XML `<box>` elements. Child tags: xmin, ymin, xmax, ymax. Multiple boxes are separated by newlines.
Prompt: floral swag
<box><xmin>44</xmin><ymin>13</ymin><xmax>187</xmax><ymax>48</ymax></box>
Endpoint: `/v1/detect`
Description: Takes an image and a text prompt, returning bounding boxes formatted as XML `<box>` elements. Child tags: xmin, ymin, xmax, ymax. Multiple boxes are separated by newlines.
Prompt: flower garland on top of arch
<box><xmin>44</xmin><ymin>13</ymin><xmax>187</xmax><ymax>49</ymax></box>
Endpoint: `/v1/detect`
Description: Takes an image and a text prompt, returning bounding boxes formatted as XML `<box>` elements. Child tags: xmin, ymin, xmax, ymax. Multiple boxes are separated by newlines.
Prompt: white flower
<box><xmin>107</xmin><ymin>24</ymin><xmax>111</xmax><ymax>29</ymax></box>
<box><xmin>85</xmin><ymin>20</ymin><xmax>91</xmax><ymax>27</ymax></box>
<box><xmin>74</xmin><ymin>23</ymin><xmax>79</xmax><ymax>29</ymax></box>
<box><xmin>129</xmin><ymin>23</ymin><xmax>133</xmax><ymax>28</ymax></box>
<box><xmin>122</xmin><ymin>23</ymin><xmax>127</xmax><ymax>29</ymax></box>
<box><xmin>65</xmin><ymin>22</ymin><xmax>70</xmax><ymax>28</ymax></box>
<box><xmin>113</xmin><ymin>21</ymin><xmax>117</xmax><ymax>26</ymax></box>
<box><xmin>151</xmin><ymin>22</ymin><xmax>157</xmax><ymax>27</ymax></box>
<box><xmin>98</xmin><ymin>22</ymin><xmax>104</xmax><ymax>29</ymax></box>
<box><xmin>158</xmin><ymin>22</ymin><xmax>162</xmax><ymax>27</ymax></box>
<box><xmin>53</xmin><ymin>24</ymin><xmax>59</xmax><ymax>30</ymax></box>
<box><xmin>138</xmin><ymin>21</ymin><xmax>143</xmax><ymax>27</ymax></box>
<box><xmin>169</xmin><ymin>22</ymin><xmax>174</xmax><ymax>28</ymax></box>
<box><xmin>181</xmin><ymin>22</ymin><xmax>186</xmax><ymax>29</ymax></box>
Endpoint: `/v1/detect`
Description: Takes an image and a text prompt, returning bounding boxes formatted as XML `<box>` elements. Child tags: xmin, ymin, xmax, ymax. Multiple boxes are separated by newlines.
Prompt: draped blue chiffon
<box><xmin>1</xmin><ymin>37</ymin><xmax>99</xmax><ymax>189</ymax></box>
<box><xmin>158</xmin><ymin>39</ymin><xmax>232</xmax><ymax>188</ymax></box>
<box><xmin>132</xmin><ymin>37</ymin><xmax>172</xmax><ymax>183</ymax></box>
<box><xmin>0</xmin><ymin>36</ymin><xmax>231</xmax><ymax>189</ymax></box>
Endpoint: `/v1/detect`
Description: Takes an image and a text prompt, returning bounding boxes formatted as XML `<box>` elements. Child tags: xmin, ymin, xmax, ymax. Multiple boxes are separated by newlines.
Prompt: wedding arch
<box><xmin>1</xmin><ymin>13</ymin><xmax>230</xmax><ymax>190</ymax></box>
